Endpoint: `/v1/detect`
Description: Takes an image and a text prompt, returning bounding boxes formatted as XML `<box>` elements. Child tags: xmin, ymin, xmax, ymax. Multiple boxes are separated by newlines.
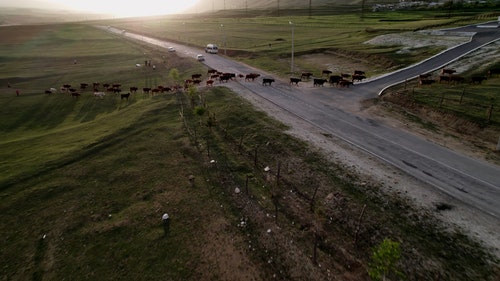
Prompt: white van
<box><xmin>205</xmin><ymin>44</ymin><xmax>218</xmax><ymax>54</ymax></box>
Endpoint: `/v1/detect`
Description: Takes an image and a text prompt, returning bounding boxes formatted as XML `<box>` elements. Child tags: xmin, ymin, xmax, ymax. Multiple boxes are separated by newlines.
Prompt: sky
<box><xmin>0</xmin><ymin>0</ymin><xmax>202</xmax><ymax>17</ymax></box>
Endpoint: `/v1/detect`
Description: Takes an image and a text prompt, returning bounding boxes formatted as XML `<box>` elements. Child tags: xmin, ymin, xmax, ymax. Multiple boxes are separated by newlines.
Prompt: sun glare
<box><xmin>59</xmin><ymin>0</ymin><xmax>199</xmax><ymax>17</ymax></box>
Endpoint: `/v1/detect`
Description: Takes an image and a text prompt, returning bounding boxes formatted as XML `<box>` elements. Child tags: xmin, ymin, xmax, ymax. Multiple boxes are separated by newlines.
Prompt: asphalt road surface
<box><xmin>101</xmin><ymin>22</ymin><xmax>500</xmax><ymax>220</ymax></box>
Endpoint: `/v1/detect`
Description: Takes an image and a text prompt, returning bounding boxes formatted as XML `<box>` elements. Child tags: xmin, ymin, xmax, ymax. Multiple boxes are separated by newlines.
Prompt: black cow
<box><xmin>121</xmin><ymin>93</ymin><xmax>131</xmax><ymax>100</ymax></box>
<box><xmin>488</xmin><ymin>68</ymin><xmax>500</xmax><ymax>77</ymax></box>
<box><xmin>352</xmin><ymin>74</ymin><xmax>366</xmax><ymax>82</ymax></box>
<box><xmin>321</xmin><ymin>70</ymin><xmax>332</xmax><ymax>76</ymax></box>
<box><xmin>290</xmin><ymin>77</ymin><xmax>301</xmax><ymax>86</ymax></box>
<box><xmin>262</xmin><ymin>78</ymin><xmax>275</xmax><ymax>86</ymax></box>
<box><xmin>470</xmin><ymin>76</ymin><xmax>487</xmax><ymax>84</ymax></box>
<box><xmin>354</xmin><ymin>70</ymin><xmax>365</xmax><ymax>75</ymax></box>
<box><xmin>313</xmin><ymin>78</ymin><xmax>327</xmax><ymax>87</ymax></box>
<box><xmin>338</xmin><ymin>79</ymin><xmax>353</xmax><ymax>88</ymax></box>
<box><xmin>329</xmin><ymin>75</ymin><xmax>342</xmax><ymax>86</ymax></box>
<box><xmin>220</xmin><ymin>74</ymin><xmax>232</xmax><ymax>83</ymax></box>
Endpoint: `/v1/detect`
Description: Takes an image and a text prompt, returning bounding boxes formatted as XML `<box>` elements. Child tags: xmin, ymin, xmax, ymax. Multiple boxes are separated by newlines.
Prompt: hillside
<box><xmin>192</xmin><ymin>0</ymin><xmax>391</xmax><ymax>13</ymax></box>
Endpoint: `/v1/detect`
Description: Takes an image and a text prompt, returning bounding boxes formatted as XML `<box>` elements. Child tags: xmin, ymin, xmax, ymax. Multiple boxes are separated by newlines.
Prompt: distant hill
<box><xmin>0</xmin><ymin>7</ymin><xmax>109</xmax><ymax>25</ymax></box>
<box><xmin>191</xmin><ymin>0</ymin><xmax>398</xmax><ymax>13</ymax></box>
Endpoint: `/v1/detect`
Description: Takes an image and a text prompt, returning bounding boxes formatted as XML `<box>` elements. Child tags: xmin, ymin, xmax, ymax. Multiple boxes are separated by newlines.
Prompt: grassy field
<box><xmin>103</xmin><ymin>10</ymin><xmax>499</xmax><ymax>76</ymax></box>
<box><xmin>1</xmin><ymin>20</ymin><xmax>499</xmax><ymax>280</ymax></box>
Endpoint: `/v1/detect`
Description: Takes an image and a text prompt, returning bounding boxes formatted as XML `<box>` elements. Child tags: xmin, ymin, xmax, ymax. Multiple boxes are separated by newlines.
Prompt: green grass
<box><xmin>103</xmin><ymin>10</ymin><xmax>499</xmax><ymax>76</ymax></box>
<box><xmin>390</xmin><ymin>75</ymin><xmax>500</xmax><ymax>128</ymax></box>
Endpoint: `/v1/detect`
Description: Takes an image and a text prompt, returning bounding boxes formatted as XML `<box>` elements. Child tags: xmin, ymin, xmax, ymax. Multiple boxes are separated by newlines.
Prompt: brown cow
<box><xmin>450</xmin><ymin>75</ymin><xmax>465</xmax><ymax>83</ymax></box>
<box><xmin>206</xmin><ymin>80</ymin><xmax>214</xmax><ymax>86</ymax></box>
<box><xmin>301</xmin><ymin>72</ymin><xmax>313</xmax><ymax>80</ymax></box>
<box><xmin>439</xmin><ymin>75</ymin><xmax>451</xmax><ymax>83</ymax></box>
<box><xmin>419</xmin><ymin>73</ymin><xmax>432</xmax><ymax>80</ymax></box>
<box><xmin>245</xmin><ymin>73</ymin><xmax>260</xmax><ymax>81</ymax></box>
<box><xmin>441</xmin><ymin>68</ymin><xmax>456</xmax><ymax>75</ymax></box>
<box><xmin>419</xmin><ymin>79</ymin><xmax>436</xmax><ymax>86</ymax></box>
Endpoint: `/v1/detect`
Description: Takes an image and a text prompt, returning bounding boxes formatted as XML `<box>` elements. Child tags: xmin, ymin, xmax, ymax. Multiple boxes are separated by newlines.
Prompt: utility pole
<box><xmin>289</xmin><ymin>21</ymin><xmax>294</xmax><ymax>73</ymax></box>
<box><xmin>309</xmin><ymin>0</ymin><xmax>312</xmax><ymax>18</ymax></box>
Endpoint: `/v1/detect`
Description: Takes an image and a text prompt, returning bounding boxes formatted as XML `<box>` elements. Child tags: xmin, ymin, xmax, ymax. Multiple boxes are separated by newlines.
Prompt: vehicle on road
<box><xmin>205</xmin><ymin>44</ymin><xmax>218</xmax><ymax>54</ymax></box>
<box><xmin>197</xmin><ymin>54</ymin><xmax>205</xmax><ymax>61</ymax></box>
<box><xmin>168</xmin><ymin>47</ymin><xmax>175</xmax><ymax>52</ymax></box>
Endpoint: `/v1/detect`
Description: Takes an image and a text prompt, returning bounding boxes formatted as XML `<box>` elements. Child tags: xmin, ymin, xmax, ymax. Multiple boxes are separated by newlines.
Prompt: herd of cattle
<box><xmin>43</xmin><ymin>82</ymin><xmax>187</xmax><ymax>100</ymax></box>
<box><xmin>43</xmin><ymin>65</ymin><xmax>499</xmax><ymax>99</ymax></box>
<box><xmin>418</xmin><ymin>67</ymin><xmax>500</xmax><ymax>86</ymax></box>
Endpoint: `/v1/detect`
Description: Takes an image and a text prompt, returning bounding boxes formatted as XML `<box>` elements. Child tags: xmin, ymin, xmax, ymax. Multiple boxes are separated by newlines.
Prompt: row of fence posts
<box><xmin>405</xmin><ymin>80</ymin><xmax>500</xmax><ymax>150</ymax></box>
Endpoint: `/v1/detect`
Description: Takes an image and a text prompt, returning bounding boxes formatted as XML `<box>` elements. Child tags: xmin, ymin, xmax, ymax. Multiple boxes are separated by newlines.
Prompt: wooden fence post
<box><xmin>439</xmin><ymin>92</ymin><xmax>445</xmax><ymax>108</ymax></box>
<box><xmin>206</xmin><ymin>139</ymin><xmax>210</xmax><ymax>157</ymax></box>
<box><xmin>253</xmin><ymin>146</ymin><xmax>258</xmax><ymax>168</ymax></box>
<box><xmin>354</xmin><ymin>204</ymin><xmax>367</xmax><ymax>246</ymax></box>
<box><xmin>487</xmin><ymin>104</ymin><xmax>493</xmax><ymax>123</ymax></box>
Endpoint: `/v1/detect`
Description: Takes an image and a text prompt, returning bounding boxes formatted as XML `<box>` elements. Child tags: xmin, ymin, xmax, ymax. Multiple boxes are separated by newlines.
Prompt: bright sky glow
<box><xmin>46</xmin><ymin>0</ymin><xmax>200</xmax><ymax>17</ymax></box>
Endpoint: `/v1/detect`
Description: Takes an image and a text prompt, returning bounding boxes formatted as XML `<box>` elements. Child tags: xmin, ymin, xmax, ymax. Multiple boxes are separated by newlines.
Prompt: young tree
<box><xmin>368</xmin><ymin>238</ymin><xmax>404</xmax><ymax>281</ymax></box>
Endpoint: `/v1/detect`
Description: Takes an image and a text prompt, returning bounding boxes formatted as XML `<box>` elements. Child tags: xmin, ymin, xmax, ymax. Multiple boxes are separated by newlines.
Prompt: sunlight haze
<box><xmin>0</xmin><ymin>0</ymin><xmax>200</xmax><ymax>17</ymax></box>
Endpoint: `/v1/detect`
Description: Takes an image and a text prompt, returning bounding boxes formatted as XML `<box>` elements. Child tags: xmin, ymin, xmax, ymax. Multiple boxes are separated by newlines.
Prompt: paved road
<box><xmin>101</xmin><ymin>22</ymin><xmax>500</xmax><ymax>219</ymax></box>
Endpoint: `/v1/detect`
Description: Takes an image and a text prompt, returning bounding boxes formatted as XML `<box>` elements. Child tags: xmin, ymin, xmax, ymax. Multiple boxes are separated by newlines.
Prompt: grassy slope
<box><xmin>0</xmin><ymin>21</ymin><xmax>499</xmax><ymax>280</ymax></box>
